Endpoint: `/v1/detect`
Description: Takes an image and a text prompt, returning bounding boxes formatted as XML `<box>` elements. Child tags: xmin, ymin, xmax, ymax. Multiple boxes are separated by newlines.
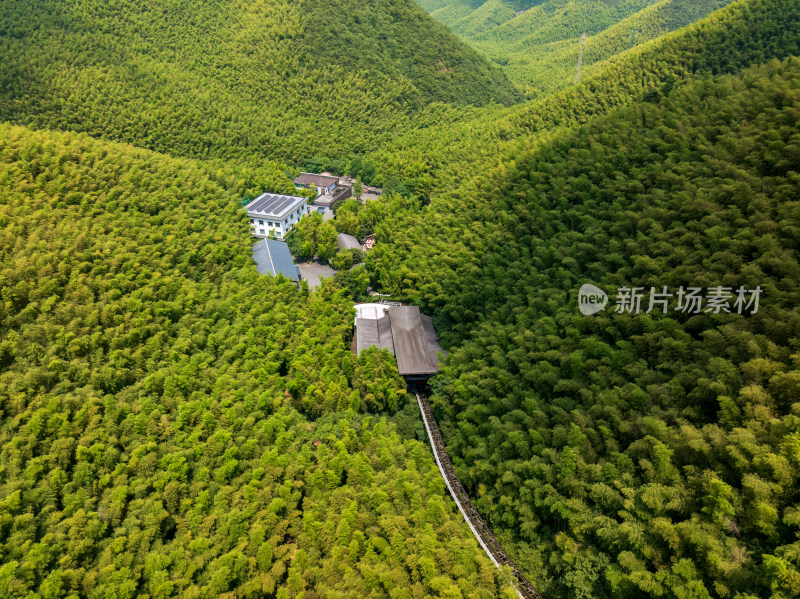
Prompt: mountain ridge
<box><xmin>415</xmin><ymin>0</ymin><xmax>737</xmax><ymax>95</ymax></box>
<box><xmin>0</xmin><ymin>0</ymin><xmax>520</xmax><ymax>166</ymax></box>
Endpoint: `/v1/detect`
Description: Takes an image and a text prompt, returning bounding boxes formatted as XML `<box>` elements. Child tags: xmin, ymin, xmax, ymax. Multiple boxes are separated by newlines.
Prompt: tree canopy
<box><xmin>1</xmin><ymin>0</ymin><xmax>799</xmax><ymax>595</ymax></box>
<box><xmin>0</xmin><ymin>123</ymin><xmax>516</xmax><ymax>597</ymax></box>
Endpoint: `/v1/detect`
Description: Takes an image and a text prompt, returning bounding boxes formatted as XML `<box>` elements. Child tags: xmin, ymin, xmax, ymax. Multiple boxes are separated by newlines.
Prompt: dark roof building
<box><xmin>355</xmin><ymin>316</ymin><xmax>394</xmax><ymax>355</ymax></box>
<box><xmin>293</xmin><ymin>173</ymin><xmax>339</xmax><ymax>189</ymax></box>
<box><xmin>311</xmin><ymin>184</ymin><xmax>352</xmax><ymax>209</ymax></box>
<box><xmin>340</xmin><ymin>176</ymin><xmax>382</xmax><ymax>195</ymax></box>
<box><xmin>388</xmin><ymin>306</ymin><xmax>443</xmax><ymax>377</ymax></box>
<box><xmin>354</xmin><ymin>304</ymin><xmax>445</xmax><ymax>379</ymax></box>
<box><xmin>252</xmin><ymin>239</ymin><xmax>300</xmax><ymax>282</ymax></box>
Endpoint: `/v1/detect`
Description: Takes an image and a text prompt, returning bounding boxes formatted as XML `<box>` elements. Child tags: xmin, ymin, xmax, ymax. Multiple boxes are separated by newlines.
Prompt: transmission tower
<box><xmin>629</xmin><ymin>28</ymin><xmax>638</xmax><ymax>49</ymax></box>
<box><xmin>574</xmin><ymin>32</ymin><xmax>587</xmax><ymax>84</ymax></box>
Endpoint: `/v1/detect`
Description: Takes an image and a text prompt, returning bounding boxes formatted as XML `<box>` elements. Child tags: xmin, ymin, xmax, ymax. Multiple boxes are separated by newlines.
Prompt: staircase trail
<box><xmin>415</xmin><ymin>390</ymin><xmax>543</xmax><ymax>599</ymax></box>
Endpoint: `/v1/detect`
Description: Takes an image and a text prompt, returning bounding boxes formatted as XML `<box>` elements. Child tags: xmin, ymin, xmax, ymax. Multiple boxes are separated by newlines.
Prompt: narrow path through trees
<box><xmin>415</xmin><ymin>391</ymin><xmax>543</xmax><ymax>599</ymax></box>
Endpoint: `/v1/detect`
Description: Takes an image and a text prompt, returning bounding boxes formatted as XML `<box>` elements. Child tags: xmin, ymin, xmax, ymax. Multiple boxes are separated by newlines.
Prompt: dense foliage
<box><xmin>414</xmin><ymin>0</ymin><xmax>734</xmax><ymax>96</ymax></box>
<box><xmin>0</xmin><ymin>123</ymin><xmax>517</xmax><ymax>597</ymax></box>
<box><xmin>304</xmin><ymin>0</ymin><xmax>521</xmax><ymax>107</ymax></box>
<box><xmin>370</xmin><ymin>56</ymin><xmax>800</xmax><ymax>597</ymax></box>
<box><xmin>0</xmin><ymin>0</ymin><xmax>519</xmax><ymax>168</ymax></box>
<box><xmin>3</xmin><ymin>0</ymin><xmax>800</xmax><ymax>596</ymax></box>
<box><xmin>286</xmin><ymin>214</ymin><xmax>340</xmax><ymax>264</ymax></box>
<box><xmin>362</xmin><ymin>0</ymin><xmax>800</xmax><ymax>204</ymax></box>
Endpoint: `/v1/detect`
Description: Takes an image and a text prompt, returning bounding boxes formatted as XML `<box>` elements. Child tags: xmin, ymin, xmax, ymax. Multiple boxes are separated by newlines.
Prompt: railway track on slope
<box><xmin>415</xmin><ymin>391</ymin><xmax>543</xmax><ymax>599</ymax></box>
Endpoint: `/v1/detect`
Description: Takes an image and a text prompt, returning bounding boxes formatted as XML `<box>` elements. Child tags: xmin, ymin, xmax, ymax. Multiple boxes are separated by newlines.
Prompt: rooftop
<box><xmin>388</xmin><ymin>306</ymin><xmax>442</xmax><ymax>376</ymax></box>
<box><xmin>355</xmin><ymin>316</ymin><xmax>394</xmax><ymax>356</ymax></box>
<box><xmin>337</xmin><ymin>233</ymin><xmax>361</xmax><ymax>251</ymax></box>
<box><xmin>340</xmin><ymin>176</ymin><xmax>381</xmax><ymax>195</ymax></box>
<box><xmin>355</xmin><ymin>303</ymin><xmax>390</xmax><ymax>320</ymax></box>
<box><xmin>294</xmin><ymin>172</ymin><xmax>339</xmax><ymax>188</ymax></box>
<box><xmin>246</xmin><ymin>193</ymin><xmax>306</xmax><ymax>219</ymax></box>
<box><xmin>354</xmin><ymin>305</ymin><xmax>445</xmax><ymax>377</ymax></box>
<box><xmin>252</xmin><ymin>239</ymin><xmax>300</xmax><ymax>282</ymax></box>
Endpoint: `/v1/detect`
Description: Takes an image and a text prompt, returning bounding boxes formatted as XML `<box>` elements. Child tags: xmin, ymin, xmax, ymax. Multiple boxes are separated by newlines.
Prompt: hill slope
<box><xmin>0</xmin><ymin>122</ymin><xmax>517</xmax><ymax>597</ymax></box>
<box><xmin>2</xmin><ymin>0</ymin><xmax>799</xmax><ymax>596</ymax></box>
<box><xmin>371</xmin><ymin>52</ymin><xmax>800</xmax><ymax>597</ymax></box>
<box><xmin>362</xmin><ymin>0</ymin><xmax>800</xmax><ymax>193</ymax></box>
<box><xmin>0</xmin><ymin>0</ymin><xmax>520</xmax><ymax>165</ymax></box>
<box><xmin>416</xmin><ymin>0</ymin><xmax>736</xmax><ymax>96</ymax></box>
<box><xmin>438</xmin><ymin>56</ymin><xmax>800</xmax><ymax>598</ymax></box>
<box><xmin>354</xmin><ymin>0</ymin><xmax>800</xmax><ymax>594</ymax></box>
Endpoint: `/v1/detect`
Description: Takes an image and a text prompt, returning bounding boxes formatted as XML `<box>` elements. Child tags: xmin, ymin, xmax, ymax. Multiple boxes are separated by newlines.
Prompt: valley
<box><xmin>1</xmin><ymin>0</ymin><xmax>799</xmax><ymax>597</ymax></box>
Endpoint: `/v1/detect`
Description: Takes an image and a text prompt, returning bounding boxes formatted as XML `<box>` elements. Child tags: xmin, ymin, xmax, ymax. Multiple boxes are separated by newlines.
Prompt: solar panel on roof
<box><xmin>246</xmin><ymin>193</ymin><xmax>305</xmax><ymax>218</ymax></box>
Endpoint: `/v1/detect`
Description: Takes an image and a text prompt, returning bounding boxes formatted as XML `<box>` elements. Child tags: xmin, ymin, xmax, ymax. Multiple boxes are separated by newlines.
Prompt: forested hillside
<box><xmin>436</xmin><ymin>56</ymin><xmax>800</xmax><ymax>598</ymax></box>
<box><xmin>364</xmin><ymin>0</ymin><xmax>800</xmax><ymax>204</ymax></box>
<box><xmin>0</xmin><ymin>123</ymin><xmax>518</xmax><ymax>597</ymax></box>
<box><xmin>365</xmin><ymin>46</ymin><xmax>800</xmax><ymax>599</ymax></box>
<box><xmin>491</xmin><ymin>0</ymin><xmax>737</xmax><ymax>96</ymax></box>
<box><xmin>2</xmin><ymin>0</ymin><xmax>800</xmax><ymax>595</ymax></box>
<box><xmin>415</xmin><ymin>0</ymin><xmax>735</xmax><ymax>96</ymax></box>
<box><xmin>346</xmin><ymin>0</ymin><xmax>800</xmax><ymax>595</ymax></box>
<box><xmin>0</xmin><ymin>0</ymin><xmax>519</xmax><ymax>167</ymax></box>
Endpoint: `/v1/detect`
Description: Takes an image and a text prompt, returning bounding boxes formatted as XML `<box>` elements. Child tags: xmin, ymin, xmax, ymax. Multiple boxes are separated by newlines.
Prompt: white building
<box><xmin>245</xmin><ymin>193</ymin><xmax>310</xmax><ymax>239</ymax></box>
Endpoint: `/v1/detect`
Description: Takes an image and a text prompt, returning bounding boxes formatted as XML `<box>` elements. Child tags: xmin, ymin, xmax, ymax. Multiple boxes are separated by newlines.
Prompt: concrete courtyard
<box><xmin>298</xmin><ymin>260</ymin><xmax>336</xmax><ymax>289</ymax></box>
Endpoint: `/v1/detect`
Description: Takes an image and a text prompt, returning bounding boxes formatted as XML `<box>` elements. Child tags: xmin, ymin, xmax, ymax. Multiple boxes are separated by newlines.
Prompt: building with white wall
<box><xmin>293</xmin><ymin>172</ymin><xmax>338</xmax><ymax>196</ymax></box>
<box><xmin>245</xmin><ymin>193</ymin><xmax>310</xmax><ymax>239</ymax></box>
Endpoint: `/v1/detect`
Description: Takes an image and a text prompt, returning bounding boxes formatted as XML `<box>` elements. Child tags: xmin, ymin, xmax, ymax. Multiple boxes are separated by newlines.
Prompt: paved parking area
<box><xmin>298</xmin><ymin>260</ymin><xmax>336</xmax><ymax>289</ymax></box>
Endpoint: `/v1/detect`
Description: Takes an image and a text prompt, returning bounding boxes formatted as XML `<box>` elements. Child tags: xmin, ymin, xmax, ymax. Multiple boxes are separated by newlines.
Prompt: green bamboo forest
<box><xmin>414</xmin><ymin>0</ymin><xmax>738</xmax><ymax>97</ymax></box>
<box><xmin>1</xmin><ymin>0</ymin><xmax>799</xmax><ymax>597</ymax></box>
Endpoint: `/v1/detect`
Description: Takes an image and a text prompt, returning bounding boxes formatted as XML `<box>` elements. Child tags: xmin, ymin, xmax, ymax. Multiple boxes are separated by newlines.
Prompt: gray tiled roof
<box><xmin>294</xmin><ymin>172</ymin><xmax>338</xmax><ymax>187</ymax></box>
<box><xmin>355</xmin><ymin>316</ymin><xmax>395</xmax><ymax>356</ymax></box>
<box><xmin>246</xmin><ymin>193</ymin><xmax>306</xmax><ymax>219</ymax></box>
<box><xmin>388</xmin><ymin>306</ymin><xmax>442</xmax><ymax>376</ymax></box>
<box><xmin>354</xmin><ymin>305</ymin><xmax>445</xmax><ymax>376</ymax></box>
<box><xmin>251</xmin><ymin>240</ymin><xmax>300</xmax><ymax>282</ymax></box>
